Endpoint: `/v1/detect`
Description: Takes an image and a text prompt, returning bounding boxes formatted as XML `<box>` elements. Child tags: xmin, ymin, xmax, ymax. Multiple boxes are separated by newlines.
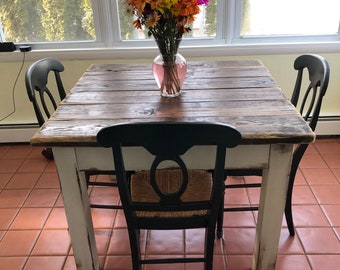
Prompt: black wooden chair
<box><xmin>25</xmin><ymin>58</ymin><xmax>120</xmax><ymax>210</ymax></box>
<box><xmin>217</xmin><ymin>54</ymin><xmax>330</xmax><ymax>237</ymax></box>
<box><xmin>97</xmin><ymin>122</ymin><xmax>241</xmax><ymax>270</ymax></box>
<box><xmin>25</xmin><ymin>58</ymin><xmax>66</xmax><ymax>160</ymax></box>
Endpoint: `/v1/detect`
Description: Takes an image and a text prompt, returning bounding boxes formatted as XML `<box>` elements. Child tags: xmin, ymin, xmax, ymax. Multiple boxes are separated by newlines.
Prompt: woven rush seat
<box><xmin>131</xmin><ymin>169</ymin><xmax>212</xmax><ymax>218</ymax></box>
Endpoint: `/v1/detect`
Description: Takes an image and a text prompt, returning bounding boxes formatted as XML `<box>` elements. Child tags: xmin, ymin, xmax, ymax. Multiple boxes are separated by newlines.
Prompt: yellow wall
<box><xmin>0</xmin><ymin>53</ymin><xmax>339</xmax><ymax>125</ymax></box>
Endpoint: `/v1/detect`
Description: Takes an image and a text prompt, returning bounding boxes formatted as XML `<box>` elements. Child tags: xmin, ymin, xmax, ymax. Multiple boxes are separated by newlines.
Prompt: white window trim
<box><xmin>2</xmin><ymin>40</ymin><xmax>339</xmax><ymax>63</ymax></box>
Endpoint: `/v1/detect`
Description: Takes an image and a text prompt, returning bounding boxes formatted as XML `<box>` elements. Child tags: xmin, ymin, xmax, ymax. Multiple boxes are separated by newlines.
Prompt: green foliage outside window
<box><xmin>0</xmin><ymin>0</ymin><xmax>95</xmax><ymax>42</ymax></box>
<box><xmin>205</xmin><ymin>0</ymin><xmax>216</xmax><ymax>37</ymax></box>
<box><xmin>0</xmin><ymin>0</ymin><xmax>216</xmax><ymax>43</ymax></box>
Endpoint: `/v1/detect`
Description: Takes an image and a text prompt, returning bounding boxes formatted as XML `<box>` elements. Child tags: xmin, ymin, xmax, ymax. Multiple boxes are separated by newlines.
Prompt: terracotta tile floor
<box><xmin>0</xmin><ymin>137</ymin><xmax>339</xmax><ymax>269</ymax></box>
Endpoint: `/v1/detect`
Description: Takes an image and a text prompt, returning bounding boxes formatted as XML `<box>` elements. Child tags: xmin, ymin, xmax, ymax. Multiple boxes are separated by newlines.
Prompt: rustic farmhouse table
<box><xmin>30</xmin><ymin>60</ymin><xmax>315</xmax><ymax>270</ymax></box>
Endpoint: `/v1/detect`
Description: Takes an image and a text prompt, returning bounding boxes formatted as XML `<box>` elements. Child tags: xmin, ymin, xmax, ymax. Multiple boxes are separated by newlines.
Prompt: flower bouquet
<box><xmin>127</xmin><ymin>0</ymin><xmax>209</xmax><ymax>97</ymax></box>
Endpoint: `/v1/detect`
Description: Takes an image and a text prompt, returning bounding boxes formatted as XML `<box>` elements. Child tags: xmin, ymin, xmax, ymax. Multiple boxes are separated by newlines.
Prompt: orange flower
<box><xmin>177</xmin><ymin>0</ymin><xmax>200</xmax><ymax>17</ymax></box>
<box><xmin>146</xmin><ymin>12</ymin><xmax>161</xmax><ymax>28</ymax></box>
<box><xmin>132</xmin><ymin>0</ymin><xmax>148</xmax><ymax>15</ymax></box>
<box><xmin>186</xmin><ymin>14</ymin><xmax>195</xmax><ymax>24</ymax></box>
<box><xmin>133</xmin><ymin>19</ymin><xmax>143</xmax><ymax>29</ymax></box>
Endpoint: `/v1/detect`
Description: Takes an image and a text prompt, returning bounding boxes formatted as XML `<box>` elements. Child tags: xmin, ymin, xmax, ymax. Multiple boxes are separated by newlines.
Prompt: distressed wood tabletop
<box><xmin>30</xmin><ymin>60</ymin><xmax>315</xmax><ymax>147</ymax></box>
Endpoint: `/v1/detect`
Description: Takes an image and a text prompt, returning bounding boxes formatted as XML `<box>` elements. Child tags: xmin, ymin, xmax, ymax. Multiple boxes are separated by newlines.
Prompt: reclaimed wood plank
<box><xmin>72</xmin><ymin>77</ymin><xmax>277</xmax><ymax>92</ymax></box>
<box><xmin>86</xmin><ymin>60</ymin><xmax>264</xmax><ymax>72</ymax></box>
<box><xmin>54</xmin><ymin>100</ymin><xmax>296</xmax><ymax>120</ymax></box>
<box><xmin>30</xmin><ymin>114</ymin><xmax>314</xmax><ymax>147</ymax></box>
<box><xmin>63</xmin><ymin>88</ymin><xmax>286</xmax><ymax>104</ymax></box>
<box><xmin>82</xmin><ymin>66</ymin><xmax>271</xmax><ymax>80</ymax></box>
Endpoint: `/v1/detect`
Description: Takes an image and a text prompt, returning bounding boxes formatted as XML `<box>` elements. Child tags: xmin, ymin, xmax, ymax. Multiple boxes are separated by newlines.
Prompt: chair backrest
<box><xmin>291</xmin><ymin>54</ymin><xmax>330</xmax><ymax>131</ymax></box>
<box><xmin>25</xmin><ymin>58</ymin><xmax>66</xmax><ymax>126</ymax></box>
<box><xmin>290</xmin><ymin>54</ymin><xmax>330</xmax><ymax>173</ymax></box>
<box><xmin>97</xmin><ymin>122</ymin><xmax>241</xmax><ymax>228</ymax></box>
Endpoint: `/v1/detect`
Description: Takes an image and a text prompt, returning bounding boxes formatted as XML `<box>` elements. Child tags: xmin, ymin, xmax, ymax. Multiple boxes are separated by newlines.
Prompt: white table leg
<box><xmin>252</xmin><ymin>144</ymin><xmax>293</xmax><ymax>270</ymax></box>
<box><xmin>53</xmin><ymin>147</ymin><xmax>99</xmax><ymax>270</ymax></box>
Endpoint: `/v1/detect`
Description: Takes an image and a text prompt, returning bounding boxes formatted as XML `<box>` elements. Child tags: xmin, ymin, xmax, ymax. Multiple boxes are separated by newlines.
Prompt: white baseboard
<box><xmin>315</xmin><ymin>118</ymin><xmax>340</xmax><ymax>136</ymax></box>
<box><xmin>0</xmin><ymin>119</ymin><xmax>339</xmax><ymax>144</ymax></box>
<box><xmin>0</xmin><ymin>125</ymin><xmax>38</xmax><ymax>143</ymax></box>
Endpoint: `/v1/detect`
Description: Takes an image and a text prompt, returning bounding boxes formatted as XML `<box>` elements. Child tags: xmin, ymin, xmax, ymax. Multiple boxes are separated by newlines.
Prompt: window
<box><xmin>0</xmin><ymin>0</ymin><xmax>95</xmax><ymax>42</ymax></box>
<box><xmin>238</xmin><ymin>0</ymin><xmax>340</xmax><ymax>42</ymax></box>
<box><xmin>0</xmin><ymin>0</ymin><xmax>340</xmax><ymax>53</ymax></box>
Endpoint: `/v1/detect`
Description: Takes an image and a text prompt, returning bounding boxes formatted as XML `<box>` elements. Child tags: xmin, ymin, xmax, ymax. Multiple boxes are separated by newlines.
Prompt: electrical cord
<box><xmin>0</xmin><ymin>51</ymin><xmax>26</xmax><ymax>121</ymax></box>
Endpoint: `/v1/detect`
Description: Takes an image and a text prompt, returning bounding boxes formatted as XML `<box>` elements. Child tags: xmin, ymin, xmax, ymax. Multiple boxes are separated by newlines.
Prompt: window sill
<box><xmin>1</xmin><ymin>41</ymin><xmax>340</xmax><ymax>62</ymax></box>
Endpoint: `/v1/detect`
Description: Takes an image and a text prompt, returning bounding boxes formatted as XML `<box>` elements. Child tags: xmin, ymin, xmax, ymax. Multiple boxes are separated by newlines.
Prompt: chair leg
<box><xmin>41</xmin><ymin>147</ymin><xmax>54</xmax><ymax>160</ymax></box>
<box><xmin>128</xmin><ymin>228</ymin><xmax>142</xmax><ymax>270</ymax></box>
<box><xmin>285</xmin><ymin>144</ymin><xmax>308</xmax><ymax>236</ymax></box>
<box><xmin>216</xmin><ymin>195</ymin><xmax>224</xmax><ymax>238</ymax></box>
<box><xmin>205</xmin><ymin>227</ymin><xmax>215</xmax><ymax>270</ymax></box>
<box><xmin>285</xmin><ymin>180</ymin><xmax>295</xmax><ymax>236</ymax></box>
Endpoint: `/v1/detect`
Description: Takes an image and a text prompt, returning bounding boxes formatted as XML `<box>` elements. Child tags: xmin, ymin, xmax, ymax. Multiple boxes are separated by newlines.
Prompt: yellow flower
<box><xmin>158</xmin><ymin>0</ymin><xmax>178</xmax><ymax>13</ymax></box>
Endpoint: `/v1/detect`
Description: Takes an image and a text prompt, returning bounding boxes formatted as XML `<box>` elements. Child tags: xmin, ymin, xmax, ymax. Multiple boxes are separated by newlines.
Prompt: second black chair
<box><xmin>25</xmin><ymin>58</ymin><xmax>66</xmax><ymax>160</ymax></box>
<box><xmin>217</xmin><ymin>54</ymin><xmax>330</xmax><ymax>237</ymax></box>
<box><xmin>25</xmin><ymin>58</ymin><xmax>120</xmax><ymax>210</ymax></box>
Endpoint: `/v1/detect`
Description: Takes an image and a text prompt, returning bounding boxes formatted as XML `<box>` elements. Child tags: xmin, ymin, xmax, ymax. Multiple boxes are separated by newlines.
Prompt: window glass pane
<box><xmin>118</xmin><ymin>0</ymin><xmax>217</xmax><ymax>40</ymax></box>
<box><xmin>0</xmin><ymin>0</ymin><xmax>95</xmax><ymax>42</ymax></box>
<box><xmin>241</xmin><ymin>0</ymin><xmax>340</xmax><ymax>36</ymax></box>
